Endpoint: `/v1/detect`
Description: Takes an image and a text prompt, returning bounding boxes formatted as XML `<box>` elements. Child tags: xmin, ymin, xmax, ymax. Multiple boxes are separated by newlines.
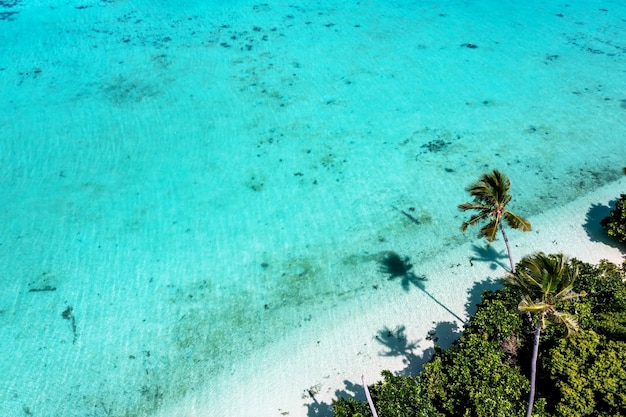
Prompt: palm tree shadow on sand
<box><xmin>305</xmin><ymin>382</ymin><xmax>357</xmax><ymax>417</ymax></box>
<box><xmin>375</xmin><ymin>324</ymin><xmax>441</xmax><ymax>375</ymax></box>
<box><xmin>470</xmin><ymin>244</ymin><xmax>509</xmax><ymax>271</ymax></box>
<box><xmin>378</xmin><ymin>251</ymin><xmax>465</xmax><ymax>323</ymax></box>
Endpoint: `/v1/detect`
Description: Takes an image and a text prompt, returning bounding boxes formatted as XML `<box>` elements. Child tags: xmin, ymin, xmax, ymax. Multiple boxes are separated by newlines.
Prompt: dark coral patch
<box><xmin>0</xmin><ymin>0</ymin><xmax>21</xmax><ymax>7</ymax></box>
<box><xmin>0</xmin><ymin>11</ymin><xmax>18</xmax><ymax>20</ymax></box>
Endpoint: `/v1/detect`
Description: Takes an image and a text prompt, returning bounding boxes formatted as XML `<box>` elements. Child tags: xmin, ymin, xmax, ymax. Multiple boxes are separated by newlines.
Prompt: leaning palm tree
<box><xmin>506</xmin><ymin>252</ymin><xmax>585</xmax><ymax>417</ymax></box>
<box><xmin>458</xmin><ymin>169</ymin><xmax>531</xmax><ymax>273</ymax></box>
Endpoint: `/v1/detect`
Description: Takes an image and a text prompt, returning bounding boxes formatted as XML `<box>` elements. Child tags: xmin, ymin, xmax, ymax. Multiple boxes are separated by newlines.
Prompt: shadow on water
<box><xmin>379</xmin><ymin>251</ymin><xmax>465</xmax><ymax>323</ymax></box>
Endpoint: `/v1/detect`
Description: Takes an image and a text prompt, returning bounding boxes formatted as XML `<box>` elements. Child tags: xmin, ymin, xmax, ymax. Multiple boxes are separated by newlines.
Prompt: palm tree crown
<box><xmin>507</xmin><ymin>252</ymin><xmax>584</xmax><ymax>335</ymax></box>
<box><xmin>458</xmin><ymin>169</ymin><xmax>531</xmax><ymax>273</ymax></box>
<box><xmin>459</xmin><ymin>169</ymin><xmax>531</xmax><ymax>241</ymax></box>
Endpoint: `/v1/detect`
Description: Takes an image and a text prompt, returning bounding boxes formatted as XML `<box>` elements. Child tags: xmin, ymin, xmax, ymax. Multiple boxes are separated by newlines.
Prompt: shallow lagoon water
<box><xmin>1</xmin><ymin>0</ymin><xmax>625</xmax><ymax>416</ymax></box>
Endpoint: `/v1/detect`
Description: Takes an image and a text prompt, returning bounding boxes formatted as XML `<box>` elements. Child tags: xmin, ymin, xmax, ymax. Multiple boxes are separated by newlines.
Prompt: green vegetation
<box><xmin>458</xmin><ymin>169</ymin><xmax>531</xmax><ymax>273</ymax></box>
<box><xmin>601</xmin><ymin>193</ymin><xmax>626</xmax><ymax>243</ymax></box>
<box><xmin>332</xmin><ymin>259</ymin><xmax>626</xmax><ymax>416</ymax></box>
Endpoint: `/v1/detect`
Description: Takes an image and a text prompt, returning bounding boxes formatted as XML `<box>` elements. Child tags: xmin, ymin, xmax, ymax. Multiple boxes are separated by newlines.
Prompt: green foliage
<box><xmin>332</xmin><ymin>258</ymin><xmax>626</xmax><ymax>417</ymax></box>
<box><xmin>593</xmin><ymin>311</ymin><xmax>626</xmax><ymax>341</ymax></box>
<box><xmin>464</xmin><ymin>286</ymin><xmax>525</xmax><ymax>343</ymax></box>
<box><xmin>417</xmin><ymin>286</ymin><xmax>531</xmax><ymax>417</ymax></box>
<box><xmin>332</xmin><ymin>397</ymin><xmax>369</xmax><ymax>417</ymax></box>
<box><xmin>601</xmin><ymin>194</ymin><xmax>626</xmax><ymax>243</ymax></box>
<box><xmin>588</xmin><ymin>340</ymin><xmax>626</xmax><ymax>412</ymax></box>
<box><xmin>421</xmin><ymin>334</ymin><xmax>530</xmax><ymax>417</ymax></box>
<box><xmin>573</xmin><ymin>259</ymin><xmax>626</xmax><ymax>314</ymax></box>
<box><xmin>544</xmin><ymin>330</ymin><xmax>626</xmax><ymax>416</ymax></box>
<box><xmin>369</xmin><ymin>371</ymin><xmax>442</xmax><ymax>417</ymax></box>
<box><xmin>544</xmin><ymin>330</ymin><xmax>600</xmax><ymax>416</ymax></box>
<box><xmin>570</xmin><ymin>260</ymin><xmax>626</xmax><ymax>341</ymax></box>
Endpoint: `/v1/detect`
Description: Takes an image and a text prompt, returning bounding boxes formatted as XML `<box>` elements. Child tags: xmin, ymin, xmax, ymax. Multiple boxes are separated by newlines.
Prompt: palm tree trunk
<box><xmin>362</xmin><ymin>375</ymin><xmax>379</xmax><ymax>417</ymax></box>
<box><xmin>498</xmin><ymin>222</ymin><xmax>516</xmax><ymax>273</ymax></box>
<box><xmin>526</xmin><ymin>323</ymin><xmax>542</xmax><ymax>417</ymax></box>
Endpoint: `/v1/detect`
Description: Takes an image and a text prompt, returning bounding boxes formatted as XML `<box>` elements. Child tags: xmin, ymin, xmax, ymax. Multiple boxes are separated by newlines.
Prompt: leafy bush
<box><xmin>420</xmin><ymin>334</ymin><xmax>530</xmax><ymax>417</ymax></box>
<box><xmin>332</xmin><ymin>397</ymin><xmax>369</xmax><ymax>417</ymax></box>
<box><xmin>544</xmin><ymin>330</ymin><xmax>626</xmax><ymax>416</ymax></box>
<box><xmin>570</xmin><ymin>259</ymin><xmax>626</xmax><ymax>342</ymax></box>
<box><xmin>463</xmin><ymin>286</ymin><xmax>525</xmax><ymax>342</ymax></box>
<box><xmin>418</xmin><ymin>286</ymin><xmax>531</xmax><ymax>417</ymax></box>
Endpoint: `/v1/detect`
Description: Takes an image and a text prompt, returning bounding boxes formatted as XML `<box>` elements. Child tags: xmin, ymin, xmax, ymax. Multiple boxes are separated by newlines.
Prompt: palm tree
<box><xmin>506</xmin><ymin>252</ymin><xmax>585</xmax><ymax>417</ymax></box>
<box><xmin>458</xmin><ymin>169</ymin><xmax>531</xmax><ymax>273</ymax></box>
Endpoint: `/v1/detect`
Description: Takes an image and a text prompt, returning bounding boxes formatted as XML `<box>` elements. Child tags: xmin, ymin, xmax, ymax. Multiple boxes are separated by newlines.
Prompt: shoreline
<box><xmin>154</xmin><ymin>177</ymin><xmax>625</xmax><ymax>417</ymax></box>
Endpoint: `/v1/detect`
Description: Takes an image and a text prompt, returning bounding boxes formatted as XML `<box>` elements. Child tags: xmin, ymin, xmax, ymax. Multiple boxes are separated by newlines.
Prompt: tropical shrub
<box><xmin>420</xmin><ymin>334</ymin><xmax>530</xmax><ymax>417</ymax></box>
<box><xmin>543</xmin><ymin>330</ymin><xmax>626</xmax><ymax>416</ymax></box>
<box><xmin>573</xmin><ymin>259</ymin><xmax>626</xmax><ymax>316</ymax></box>
<box><xmin>540</xmin><ymin>260</ymin><xmax>626</xmax><ymax>417</ymax></box>
<box><xmin>463</xmin><ymin>286</ymin><xmax>525</xmax><ymax>343</ymax></box>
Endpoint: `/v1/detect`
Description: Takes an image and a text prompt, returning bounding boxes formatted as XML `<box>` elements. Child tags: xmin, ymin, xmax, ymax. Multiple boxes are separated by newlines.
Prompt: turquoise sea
<box><xmin>1</xmin><ymin>0</ymin><xmax>625</xmax><ymax>416</ymax></box>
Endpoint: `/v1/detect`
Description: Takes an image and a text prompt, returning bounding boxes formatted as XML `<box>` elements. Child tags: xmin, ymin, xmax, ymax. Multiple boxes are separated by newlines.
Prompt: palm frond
<box><xmin>512</xmin><ymin>267</ymin><xmax>544</xmax><ymax>290</ymax></box>
<box><xmin>518</xmin><ymin>297</ymin><xmax>548</xmax><ymax>314</ymax></box>
<box><xmin>543</xmin><ymin>273</ymin><xmax>560</xmax><ymax>297</ymax></box>
<box><xmin>550</xmin><ymin>311</ymin><xmax>580</xmax><ymax>336</ymax></box>
<box><xmin>512</xmin><ymin>252</ymin><xmax>586</xmax><ymax>336</ymax></box>
<box><xmin>458</xmin><ymin>202</ymin><xmax>490</xmax><ymax>212</ymax></box>
<box><xmin>506</xmin><ymin>271</ymin><xmax>540</xmax><ymax>292</ymax></box>
<box><xmin>466</xmin><ymin>170</ymin><xmax>511</xmax><ymax>206</ymax></box>
<box><xmin>460</xmin><ymin>211</ymin><xmax>491</xmax><ymax>232</ymax></box>
<box><xmin>503</xmin><ymin>211</ymin><xmax>532</xmax><ymax>232</ymax></box>
<box><xmin>505</xmin><ymin>271</ymin><xmax>522</xmax><ymax>287</ymax></box>
<box><xmin>478</xmin><ymin>220</ymin><xmax>499</xmax><ymax>242</ymax></box>
<box><xmin>554</xmin><ymin>286</ymin><xmax>584</xmax><ymax>303</ymax></box>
